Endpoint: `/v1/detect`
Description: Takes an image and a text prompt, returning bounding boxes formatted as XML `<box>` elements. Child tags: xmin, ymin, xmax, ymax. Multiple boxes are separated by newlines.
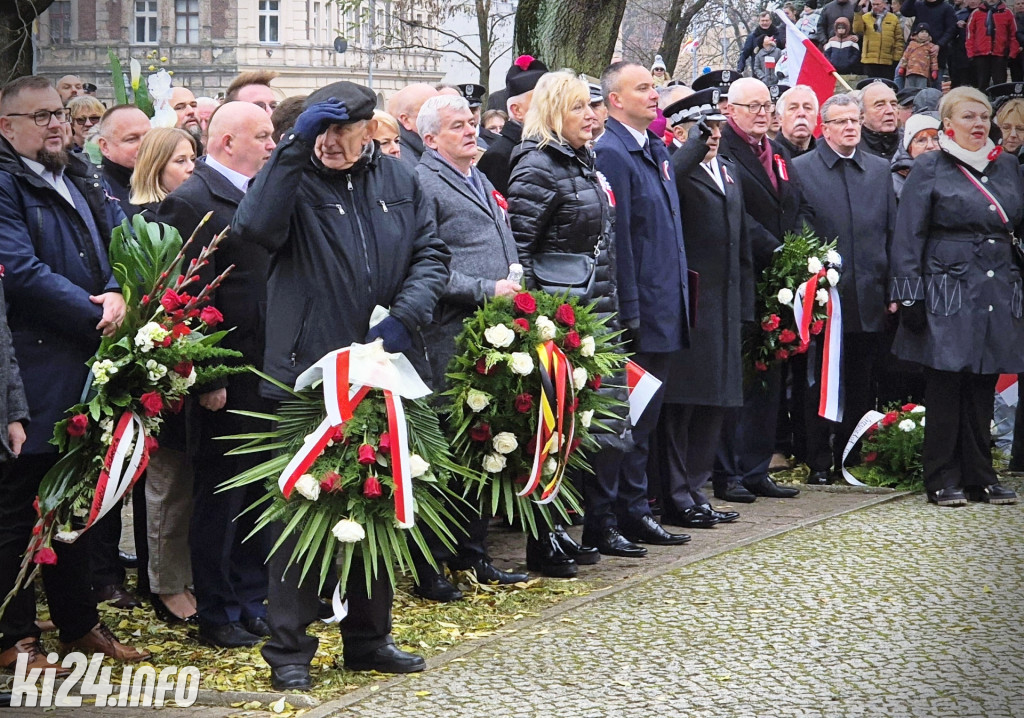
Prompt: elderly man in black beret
<box><xmin>233</xmin><ymin>81</ymin><xmax>451</xmax><ymax>691</ymax></box>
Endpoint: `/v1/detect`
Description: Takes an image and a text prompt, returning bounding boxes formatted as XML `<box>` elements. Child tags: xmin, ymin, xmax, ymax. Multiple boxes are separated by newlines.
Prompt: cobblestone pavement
<box><xmin>329</xmin><ymin>490</ymin><xmax>1024</xmax><ymax>718</ymax></box>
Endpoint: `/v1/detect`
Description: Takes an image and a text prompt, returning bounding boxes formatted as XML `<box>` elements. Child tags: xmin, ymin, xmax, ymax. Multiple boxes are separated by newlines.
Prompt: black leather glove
<box><xmin>687</xmin><ymin>119</ymin><xmax>713</xmax><ymax>143</ymax></box>
<box><xmin>899</xmin><ymin>301</ymin><xmax>927</xmax><ymax>333</ymax></box>
<box><xmin>621</xmin><ymin>319</ymin><xmax>640</xmax><ymax>350</ymax></box>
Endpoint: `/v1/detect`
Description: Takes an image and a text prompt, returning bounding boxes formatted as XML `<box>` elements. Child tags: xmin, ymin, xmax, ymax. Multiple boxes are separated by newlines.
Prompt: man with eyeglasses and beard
<box><xmin>0</xmin><ymin>75</ymin><xmax>149</xmax><ymax>674</ymax></box>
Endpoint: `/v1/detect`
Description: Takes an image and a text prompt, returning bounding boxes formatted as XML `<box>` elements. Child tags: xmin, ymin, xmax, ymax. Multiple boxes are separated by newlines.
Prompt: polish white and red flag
<box><xmin>775</xmin><ymin>9</ymin><xmax>837</xmax><ymax>109</ymax></box>
<box><xmin>626</xmin><ymin>360</ymin><xmax>662</xmax><ymax>425</ymax></box>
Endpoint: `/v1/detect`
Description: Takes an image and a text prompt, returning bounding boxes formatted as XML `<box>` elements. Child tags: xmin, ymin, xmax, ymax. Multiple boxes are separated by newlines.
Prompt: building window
<box><xmin>175</xmin><ymin>0</ymin><xmax>199</xmax><ymax>43</ymax></box>
<box><xmin>259</xmin><ymin>0</ymin><xmax>280</xmax><ymax>43</ymax></box>
<box><xmin>135</xmin><ymin>0</ymin><xmax>159</xmax><ymax>44</ymax></box>
<box><xmin>49</xmin><ymin>1</ymin><xmax>72</xmax><ymax>45</ymax></box>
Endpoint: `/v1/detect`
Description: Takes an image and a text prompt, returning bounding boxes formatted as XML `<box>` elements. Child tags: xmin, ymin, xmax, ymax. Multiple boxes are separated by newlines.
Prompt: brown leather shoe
<box><xmin>61</xmin><ymin>623</ymin><xmax>150</xmax><ymax>663</ymax></box>
<box><xmin>0</xmin><ymin>637</ymin><xmax>70</xmax><ymax>676</ymax></box>
<box><xmin>93</xmin><ymin>584</ymin><xmax>143</xmax><ymax>609</ymax></box>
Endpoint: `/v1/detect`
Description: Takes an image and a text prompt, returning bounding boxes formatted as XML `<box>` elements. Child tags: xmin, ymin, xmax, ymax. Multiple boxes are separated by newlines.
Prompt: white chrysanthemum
<box><xmin>482</xmin><ymin>452</ymin><xmax>507</xmax><ymax>473</ymax></box>
<box><xmin>580</xmin><ymin>410</ymin><xmax>594</xmax><ymax>428</ymax></box>
<box><xmin>826</xmin><ymin>249</ymin><xmax>843</xmax><ymax>267</ymax></box>
<box><xmin>898</xmin><ymin>418</ymin><xmax>916</xmax><ymax>432</ymax></box>
<box><xmin>292</xmin><ymin>473</ymin><xmax>321</xmax><ymax>501</ymax></box>
<box><xmin>484</xmin><ymin>323</ymin><xmax>515</xmax><ymax>348</ymax></box>
<box><xmin>509</xmin><ymin>352</ymin><xmax>535</xmax><ymax>375</ymax></box>
<box><xmin>331</xmin><ymin>519</ymin><xmax>365</xmax><ymax>542</ymax></box>
<box><xmin>911</xmin><ymin>405</ymin><xmax>926</xmax><ymax>414</ymax></box>
<box><xmin>580</xmin><ymin>335</ymin><xmax>596</xmax><ymax>357</ymax></box>
<box><xmin>543</xmin><ymin>457</ymin><xmax>557</xmax><ymax>475</ymax></box>
<box><xmin>409</xmin><ymin>454</ymin><xmax>430</xmax><ymax>478</ymax></box>
<box><xmin>466</xmin><ymin>390</ymin><xmax>491</xmax><ymax>412</ymax></box>
<box><xmin>535</xmin><ymin>315</ymin><xmax>557</xmax><ymax>341</ymax></box>
<box><xmin>920</xmin><ymin>417</ymin><xmax>926</xmax><ymax>427</ymax></box>
<box><xmin>826</xmin><ymin>268</ymin><xmax>840</xmax><ymax>287</ymax></box>
<box><xmin>573</xmin><ymin>367</ymin><xmax>589</xmax><ymax>390</ymax></box>
<box><xmin>492</xmin><ymin>432</ymin><xmax>519</xmax><ymax>454</ymax></box>
<box><xmin>815</xmin><ymin>288</ymin><xmax>829</xmax><ymax>306</ymax></box>
<box><xmin>777</xmin><ymin>287</ymin><xmax>794</xmax><ymax>305</ymax></box>
<box><xmin>807</xmin><ymin>257</ymin><xmax>823</xmax><ymax>274</ymax></box>
<box><xmin>55</xmin><ymin>530</ymin><xmax>80</xmax><ymax>542</ymax></box>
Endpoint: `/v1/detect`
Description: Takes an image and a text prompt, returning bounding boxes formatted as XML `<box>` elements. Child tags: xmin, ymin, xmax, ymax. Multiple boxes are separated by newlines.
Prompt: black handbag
<box><xmin>531</xmin><ymin>251</ymin><xmax>597</xmax><ymax>300</ymax></box>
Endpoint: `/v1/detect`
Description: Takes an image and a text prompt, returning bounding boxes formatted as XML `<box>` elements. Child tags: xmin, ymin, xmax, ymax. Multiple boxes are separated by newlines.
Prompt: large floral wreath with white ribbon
<box><xmin>444</xmin><ymin>291</ymin><xmax>626</xmax><ymax>536</ymax></box>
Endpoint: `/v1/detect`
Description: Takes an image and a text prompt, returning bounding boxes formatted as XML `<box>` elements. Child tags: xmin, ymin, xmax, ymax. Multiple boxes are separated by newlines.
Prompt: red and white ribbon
<box><xmin>793</xmin><ymin>272</ymin><xmax>843</xmax><ymax>422</ymax></box>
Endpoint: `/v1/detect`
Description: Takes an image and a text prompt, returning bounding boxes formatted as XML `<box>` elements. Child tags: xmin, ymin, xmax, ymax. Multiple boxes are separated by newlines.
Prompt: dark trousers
<box><xmin>973</xmin><ymin>55</ymin><xmax>1008</xmax><ymax>91</ymax></box>
<box><xmin>1011</xmin><ymin>54</ymin><xmax>1024</xmax><ymax>82</ymax></box>
<box><xmin>651</xmin><ymin>404</ymin><xmax>726</xmax><ymax>512</ymax></box>
<box><xmin>582</xmin><ymin>447</ymin><xmax>625</xmax><ymax>536</ymax></box>
<box><xmin>261</xmin><ymin>523</ymin><xmax>393</xmax><ymax>669</ymax></box>
<box><xmin>0</xmin><ymin>454</ymin><xmax>98</xmax><ymax>649</ymax></box>
<box><xmin>776</xmin><ymin>353</ymin><xmax>808</xmax><ymax>463</ymax></box>
<box><xmin>190</xmin><ymin>452</ymin><xmax>269</xmax><ymax>626</ymax></box>
<box><xmin>805</xmin><ymin>332</ymin><xmax>882</xmax><ymax>472</ymax></box>
<box><xmin>412</xmin><ymin>509</ymin><xmax>490</xmax><ymax>584</ymax></box>
<box><xmin>715</xmin><ymin>363</ymin><xmax>782</xmax><ymax>486</ymax></box>
<box><xmin>88</xmin><ymin>477</ymin><xmax>148</xmax><ymax>591</ymax></box>
<box><xmin>1010</xmin><ymin>373</ymin><xmax>1024</xmax><ymax>470</ymax></box>
<box><xmin>864</xmin><ymin>62</ymin><xmax>896</xmax><ymax>79</ymax></box>
<box><xmin>922</xmin><ymin>370</ymin><xmax>998</xmax><ymax>493</ymax></box>
<box><xmin>614</xmin><ymin>351</ymin><xmax>670</xmax><ymax>525</ymax></box>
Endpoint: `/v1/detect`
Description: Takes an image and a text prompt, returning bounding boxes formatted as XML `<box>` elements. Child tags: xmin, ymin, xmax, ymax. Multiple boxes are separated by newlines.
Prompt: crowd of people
<box><xmin>0</xmin><ymin>25</ymin><xmax>1022</xmax><ymax>692</ymax></box>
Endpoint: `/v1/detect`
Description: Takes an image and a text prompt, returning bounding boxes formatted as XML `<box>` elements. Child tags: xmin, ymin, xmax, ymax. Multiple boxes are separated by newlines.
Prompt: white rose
<box><xmin>898</xmin><ymin>418</ymin><xmax>916</xmax><ymax>432</ymax></box>
<box><xmin>466</xmin><ymin>390</ymin><xmax>491</xmax><ymax>412</ymax></box>
<box><xmin>573</xmin><ymin>367</ymin><xmax>589</xmax><ymax>391</ymax></box>
<box><xmin>777</xmin><ymin>287</ymin><xmax>794</xmax><ymax>305</ymax></box>
<box><xmin>815</xmin><ymin>288</ymin><xmax>829</xmax><ymax>306</ymax></box>
<box><xmin>292</xmin><ymin>473</ymin><xmax>321</xmax><ymax>501</ymax></box>
<box><xmin>186</xmin><ymin>368</ymin><xmax>197</xmax><ymax>387</ymax></box>
<box><xmin>580</xmin><ymin>410</ymin><xmax>594</xmax><ymax>428</ymax></box>
<box><xmin>482</xmin><ymin>452</ymin><xmax>507</xmax><ymax>473</ymax></box>
<box><xmin>484</xmin><ymin>323</ymin><xmax>515</xmax><ymax>348</ymax></box>
<box><xmin>331</xmin><ymin>519</ymin><xmax>365</xmax><ymax>543</ymax></box>
<box><xmin>580</xmin><ymin>335</ymin><xmax>596</xmax><ymax>357</ymax></box>
<box><xmin>492</xmin><ymin>431</ymin><xmax>519</xmax><ymax>454</ymax></box>
<box><xmin>535</xmin><ymin>315</ymin><xmax>557</xmax><ymax>340</ymax></box>
<box><xmin>826</xmin><ymin>268</ymin><xmax>840</xmax><ymax>287</ymax></box>
<box><xmin>409</xmin><ymin>453</ymin><xmax>430</xmax><ymax>478</ymax></box>
<box><xmin>543</xmin><ymin>457</ymin><xmax>557</xmax><ymax>475</ymax></box>
<box><xmin>826</xmin><ymin>249</ymin><xmax>843</xmax><ymax>267</ymax></box>
<box><xmin>509</xmin><ymin>352</ymin><xmax>534</xmax><ymax>375</ymax></box>
<box><xmin>911</xmin><ymin>405</ymin><xmax>926</xmax><ymax>414</ymax></box>
<box><xmin>807</xmin><ymin>257</ymin><xmax>823</xmax><ymax>274</ymax></box>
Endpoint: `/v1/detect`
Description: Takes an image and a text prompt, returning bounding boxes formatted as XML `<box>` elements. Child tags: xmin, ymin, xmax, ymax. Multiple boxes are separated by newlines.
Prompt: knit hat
<box><xmin>506</xmin><ymin>55</ymin><xmax>549</xmax><ymax>96</ymax></box>
<box><xmin>903</xmin><ymin>113</ymin><xmax>941</xmax><ymax>150</ymax></box>
<box><xmin>804</xmin><ymin>0</ymin><xmax>818</xmax><ymax>9</ymax></box>
<box><xmin>912</xmin><ymin>21</ymin><xmax>931</xmax><ymax>35</ymax></box>
<box><xmin>652</xmin><ymin>54</ymin><xmax>667</xmax><ymax>72</ymax></box>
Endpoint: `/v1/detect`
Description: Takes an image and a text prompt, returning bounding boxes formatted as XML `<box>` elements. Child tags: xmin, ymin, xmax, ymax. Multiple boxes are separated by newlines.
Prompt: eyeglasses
<box><xmin>5</xmin><ymin>109</ymin><xmax>72</xmax><ymax>125</ymax></box>
<box><xmin>173</xmin><ymin>101</ymin><xmax>198</xmax><ymax>112</ymax></box>
<box><xmin>822</xmin><ymin>117</ymin><xmax>862</xmax><ymax>127</ymax></box>
<box><xmin>253</xmin><ymin>101</ymin><xmax>279</xmax><ymax>111</ymax></box>
<box><xmin>73</xmin><ymin>115</ymin><xmax>102</xmax><ymax>126</ymax></box>
<box><xmin>732</xmin><ymin>101</ymin><xmax>776</xmax><ymax>115</ymax></box>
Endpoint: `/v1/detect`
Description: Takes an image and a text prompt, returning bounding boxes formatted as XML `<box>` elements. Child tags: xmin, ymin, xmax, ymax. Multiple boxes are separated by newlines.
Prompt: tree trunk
<box><xmin>477</xmin><ymin>0</ymin><xmax>491</xmax><ymax>87</ymax></box>
<box><xmin>658</xmin><ymin>0</ymin><xmax>713</xmax><ymax>77</ymax></box>
<box><xmin>0</xmin><ymin>0</ymin><xmax>53</xmax><ymax>86</ymax></box>
<box><xmin>514</xmin><ymin>0</ymin><xmax>628</xmax><ymax>77</ymax></box>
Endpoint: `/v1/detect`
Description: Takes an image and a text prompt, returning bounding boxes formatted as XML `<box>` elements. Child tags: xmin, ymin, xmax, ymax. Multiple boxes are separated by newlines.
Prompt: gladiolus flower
<box><xmin>362</xmin><ymin>475</ymin><xmax>383</xmax><ymax>498</ymax></box>
<box><xmin>357</xmin><ymin>444</ymin><xmax>376</xmax><ymax>464</ymax></box>
<box><xmin>66</xmin><ymin>414</ymin><xmax>89</xmax><ymax>437</ymax></box>
<box><xmin>33</xmin><ymin>547</ymin><xmax>57</xmax><ymax>565</ymax></box>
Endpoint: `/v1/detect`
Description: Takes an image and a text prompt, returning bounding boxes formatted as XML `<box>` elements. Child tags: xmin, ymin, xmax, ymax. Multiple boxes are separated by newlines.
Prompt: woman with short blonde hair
<box><xmin>996</xmin><ymin>98</ymin><xmax>1024</xmax><ymax>156</ymax></box>
<box><xmin>129</xmin><ymin>127</ymin><xmax>197</xmax><ymax>207</ymax></box>
<box><xmin>67</xmin><ymin>95</ymin><xmax>105</xmax><ymax>149</ymax></box>
<box><xmin>372</xmin><ymin>109</ymin><xmax>401</xmax><ymax>158</ymax></box>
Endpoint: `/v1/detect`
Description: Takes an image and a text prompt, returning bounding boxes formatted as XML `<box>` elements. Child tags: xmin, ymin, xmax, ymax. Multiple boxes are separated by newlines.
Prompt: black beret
<box><xmin>458</xmin><ymin>83</ymin><xmax>487</xmax><ymax>107</ymax></box>
<box><xmin>507</xmin><ymin>55</ymin><xmax>549</xmax><ymax>96</ymax></box>
<box><xmin>82</xmin><ymin>82</ymin><xmax>97</xmax><ymax>93</ymax></box>
<box><xmin>304</xmin><ymin>81</ymin><xmax>377</xmax><ymax>122</ymax></box>
<box><xmin>896</xmin><ymin>87</ymin><xmax>922</xmax><ymax>106</ymax></box>
<box><xmin>664</xmin><ymin>88</ymin><xmax>727</xmax><ymax>127</ymax></box>
<box><xmin>855</xmin><ymin>77</ymin><xmax>899</xmax><ymax>92</ymax></box>
<box><xmin>692</xmin><ymin>69</ymin><xmax>737</xmax><ymax>93</ymax></box>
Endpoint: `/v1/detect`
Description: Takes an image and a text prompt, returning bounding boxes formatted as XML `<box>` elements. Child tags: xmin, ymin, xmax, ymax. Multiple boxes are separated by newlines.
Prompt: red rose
<box><xmin>200</xmin><ymin>306</ymin><xmax>224</xmax><ymax>327</ymax></box>
<box><xmin>160</xmin><ymin>289</ymin><xmax>184</xmax><ymax>312</ymax></box>
<box><xmin>166</xmin><ymin>397</ymin><xmax>185</xmax><ymax>414</ymax></box>
<box><xmin>755</xmin><ymin>361</ymin><xmax>769</xmax><ymax>372</ymax></box>
<box><xmin>357</xmin><ymin>444</ymin><xmax>377</xmax><ymax>464</ymax></box>
<box><xmin>810</xmin><ymin>319</ymin><xmax>825</xmax><ymax>335</ymax></box>
<box><xmin>778</xmin><ymin>329</ymin><xmax>797</xmax><ymax>344</ymax></box>
<box><xmin>761</xmin><ymin>314</ymin><xmax>781</xmax><ymax>332</ymax></box>
<box><xmin>775</xmin><ymin>348</ymin><xmax>790</xmax><ymax>360</ymax></box>
<box><xmin>513</xmin><ymin>292</ymin><xmax>537</xmax><ymax>315</ymax></box>
<box><xmin>144</xmin><ymin>435</ymin><xmax>160</xmax><ymax>455</ymax></box>
<box><xmin>866</xmin><ymin>424</ymin><xmax>878</xmax><ymax>436</ymax></box>
<box><xmin>66</xmin><ymin>414</ymin><xmax>89</xmax><ymax>437</ymax></box>
<box><xmin>140</xmin><ymin>391</ymin><xmax>164</xmax><ymax>417</ymax></box>
<box><xmin>320</xmin><ymin>471</ymin><xmax>341</xmax><ymax>493</ymax></box>
<box><xmin>881</xmin><ymin>411</ymin><xmax>899</xmax><ymax>427</ymax></box>
<box><xmin>362</xmin><ymin>475</ymin><xmax>383</xmax><ymax>499</ymax></box>
<box><xmin>863</xmin><ymin>451</ymin><xmax>878</xmax><ymax>463</ymax></box>
<box><xmin>554</xmin><ymin>303</ymin><xmax>576</xmax><ymax>327</ymax></box>
<box><xmin>173</xmin><ymin>360</ymin><xmax>193</xmax><ymax>377</ymax></box>
<box><xmin>901</xmin><ymin>403</ymin><xmax>918</xmax><ymax>412</ymax></box>
<box><xmin>476</xmin><ymin>357</ymin><xmax>497</xmax><ymax>375</ymax></box>
<box><xmin>331</xmin><ymin>426</ymin><xmax>346</xmax><ymax>443</ymax></box>
<box><xmin>563</xmin><ymin>330</ymin><xmax>582</xmax><ymax>350</ymax></box>
<box><xmin>587</xmin><ymin>375</ymin><xmax>602</xmax><ymax>390</ymax></box>
<box><xmin>469</xmin><ymin>423</ymin><xmax>492</xmax><ymax>442</ymax></box>
<box><xmin>378</xmin><ymin>432</ymin><xmax>392</xmax><ymax>454</ymax></box>
<box><xmin>33</xmin><ymin>547</ymin><xmax>57</xmax><ymax>565</ymax></box>
<box><xmin>514</xmin><ymin>393</ymin><xmax>533</xmax><ymax>413</ymax></box>
<box><xmin>513</xmin><ymin>318</ymin><xmax>530</xmax><ymax>332</ymax></box>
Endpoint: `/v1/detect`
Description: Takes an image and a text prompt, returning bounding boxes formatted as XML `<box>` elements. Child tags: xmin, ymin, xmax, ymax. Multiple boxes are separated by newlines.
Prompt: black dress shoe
<box><xmin>697</xmin><ymin>503</ymin><xmax>739</xmax><ymax>523</ymax></box>
<box><xmin>714</xmin><ymin>480</ymin><xmax>757</xmax><ymax>504</ymax></box>
<box><xmin>662</xmin><ymin>506</ymin><xmax>719</xmax><ymax>529</ymax></box>
<box><xmin>94</xmin><ymin>584</ymin><xmax>143</xmax><ymax>609</ymax></box>
<box><xmin>585</xmin><ymin>526</ymin><xmax>648</xmax><ymax>558</ymax></box>
<box><xmin>117</xmin><ymin>550</ymin><xmax>138</xmax><ymax>569</ymax></box>
<box><xmin>551</xmin><ymin>524</ymin><xmax>600</xmax><ymax>565</ymax></box>
<box><xmin>345</xmin><ymin>641</ymin><xmax>426</xmax><ymax>673</ymax></box>
<box><xmin>743</xmin><ymin>476</ymin><xmax>800</xmax><ymax>498</ymax></box>
<box><xmin>270</xmin><ymin>664</ymin><xmax>311</xmax><ymax>692</ymax></box>
<box><xmin>243</xmin><ymin>616</ymin><xmax>271</xmax><ymax>637</ymax></box>
<box><xmin>198</xmin><ymin>621</ymin><xmax>261</xmax><ymax>648</ymax></box>
<box><xmin>621</xmin><ymin>515</ymin><xmax>691</xmax><ymax>545</ymax></box>
<box><xmin>964</xmin><ymin>484</ymin><xmax>1017</xmax><ymax>504</ymax></box>
<box><xmin>805</xmin><ymin>470</ymin><xmax>833</xmax><ymax>486</ymax></box>
<box><xmin>150</xmin><ymin>593</ymin><xmax>198</xmax><ymax>624</ymax></box>
<box><xmin>526</xmin><ymin>531</ymin><xmax>578</xmax><ymax>578</ymax></box>
<box><xmin>927</xmin><ymin>487</ymin><xmax>968</xmax><ymax>506</ymax></box>
<box><xmin>413</xmin><ymin>574</ymin><xmax>464</xmax><ymax>602</ymax></box>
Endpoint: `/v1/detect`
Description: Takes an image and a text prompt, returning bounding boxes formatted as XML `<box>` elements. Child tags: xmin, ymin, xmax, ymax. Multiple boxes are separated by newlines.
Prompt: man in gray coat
<box><xmin>413</xmin><ymin>94</ymin><xmax>528</xmax><ymax>601</ymax></box>
<box><xmin>793</xmin><ymin>93</ymin><xmax>896</xmax><ymax>484</ymax></box>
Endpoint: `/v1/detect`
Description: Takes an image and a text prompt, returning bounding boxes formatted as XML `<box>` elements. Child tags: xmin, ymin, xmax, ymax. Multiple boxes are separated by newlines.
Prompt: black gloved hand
<box><xmin>620</xmin><ymin>319</ymin><xmax>640</xmax><ymax>350</ymax></box>
<box><xmin>899</xmin><ymin>301</ymin><xmax>927</xmax><ymax>333</ymax></box>
<box><xmin>687</xmin><ymin>119</ymin><xmax>713</xmax><ymax>143</ymax></box>
<box><xmin>366</xmin><ymin>316</ymin><xmax>413</xmax><ymax>354</ymax></box>
<box><xmin>292</xmin><ymin>98</ymin><xmax>350</xmax><ymax>144</ymax></box>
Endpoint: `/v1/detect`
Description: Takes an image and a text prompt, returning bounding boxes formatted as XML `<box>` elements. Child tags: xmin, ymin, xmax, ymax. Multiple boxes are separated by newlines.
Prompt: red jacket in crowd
<box><xmin>966</xmin><ymin>2</ymin><xmax>1020</xmax><ymax>58</ymax></box>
